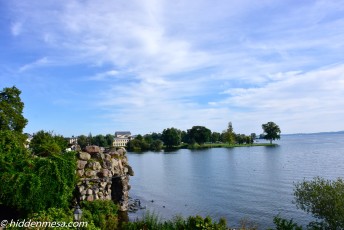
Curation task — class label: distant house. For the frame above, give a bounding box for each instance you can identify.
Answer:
[24,133,33,148]
[113,131,131,147]
[67,136,78,145]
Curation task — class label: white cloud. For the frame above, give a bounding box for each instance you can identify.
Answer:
[19,57,50,72]
[11,22,22,36]
[4,0,344,134]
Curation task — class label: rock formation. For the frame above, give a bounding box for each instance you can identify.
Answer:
[76,145,134,211]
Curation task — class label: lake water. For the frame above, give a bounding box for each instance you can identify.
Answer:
[127,133,344,229]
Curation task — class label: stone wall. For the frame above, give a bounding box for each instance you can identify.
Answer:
[76,145,134,211]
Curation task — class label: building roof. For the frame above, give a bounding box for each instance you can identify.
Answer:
[115,131,131,136]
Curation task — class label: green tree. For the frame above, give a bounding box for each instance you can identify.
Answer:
[226,122,236,145]
[126,139,142,152]
[77,135,88,150]
[211,132,221,143]
[30,130,67,156]
[150,139,163,151]
[262,121,281,144]
[162,127,181,148]
[105,134,114,147]
[93,134,107,147]
[187,126,211,145]
[0,86,28,143]
[294,177,344,229]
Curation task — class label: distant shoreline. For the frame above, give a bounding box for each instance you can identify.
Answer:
[282,130,344,136]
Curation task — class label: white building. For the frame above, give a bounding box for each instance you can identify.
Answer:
[113,131,131,147]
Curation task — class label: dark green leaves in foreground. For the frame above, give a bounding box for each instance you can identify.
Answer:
[294,177,344,229]
[0,150,76,214]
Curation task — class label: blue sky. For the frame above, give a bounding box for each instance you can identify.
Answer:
[1,0,344,136]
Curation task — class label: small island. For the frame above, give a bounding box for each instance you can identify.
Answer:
[125,122,281,152]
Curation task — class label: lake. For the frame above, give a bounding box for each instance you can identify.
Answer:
[127,133,344,229]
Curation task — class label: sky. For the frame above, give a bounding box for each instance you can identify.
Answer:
[1,0,344,137]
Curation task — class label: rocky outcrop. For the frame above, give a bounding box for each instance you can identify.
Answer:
[76,146,133,211]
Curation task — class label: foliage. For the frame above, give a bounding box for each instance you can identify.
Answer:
[0,86,28,143]
[0,130,28,157]
[161,127,181,148]
[92,134,107,148]
[150,139,163,151]
[235,133,253,145]
[211,132,221,143]
[294,177,344,229]
[78,135,88,150]
[0,86,28,133]
[81,200,119,230]
[187,126,211,145]
[28,207,74,230]
[226,122,236,145]
[28,207,98,230]
[126,138,149,152]
[270,215,303,230]
[0,150,76,214]
[262,121,281,144]
[30,130,68,156]
[122,212,228,230]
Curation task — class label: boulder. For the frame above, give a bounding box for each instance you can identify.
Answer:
[127,165,134,176]
[85,145,100,154]
[79,152,91,161]
[85,170,97,177]
[77,160,88,170]
[92,162,102,171]
[77,169,84,177]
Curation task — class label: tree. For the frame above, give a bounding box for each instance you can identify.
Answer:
[187,126,211,145]
[262,121,281,144]
[294,177,344,229]
[93,134,107,147]
[0,86,28,143]
[161,127,181,148]
[150,139,163,151]
[211,132,221,143]
[30,130,67,156]
[226,122,236,145]
[77,135,88,150]
[105,134,114,147]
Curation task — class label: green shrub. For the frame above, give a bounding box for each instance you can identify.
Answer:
[0,151,76,214]
[122,212,228,230]
[270,215,303,230]
[294,177,344,229]
[81,200,119,230]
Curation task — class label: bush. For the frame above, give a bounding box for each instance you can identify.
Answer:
[0,151,76,214]
[294,177,344,229]
[81,200,119,230]
[270,215,303,230]
[122,212,228,230]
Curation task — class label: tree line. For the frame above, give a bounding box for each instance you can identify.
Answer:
[126,121,281,151]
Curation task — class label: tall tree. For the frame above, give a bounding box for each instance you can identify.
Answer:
[262,121,281,144]
[161,127,181,148]
[226,122,236,145]
[187,126,211,145]
[0,86,28,142]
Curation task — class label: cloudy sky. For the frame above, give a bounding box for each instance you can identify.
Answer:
[1,0,343,136]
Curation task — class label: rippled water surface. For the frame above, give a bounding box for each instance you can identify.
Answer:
[127,133,344,228]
